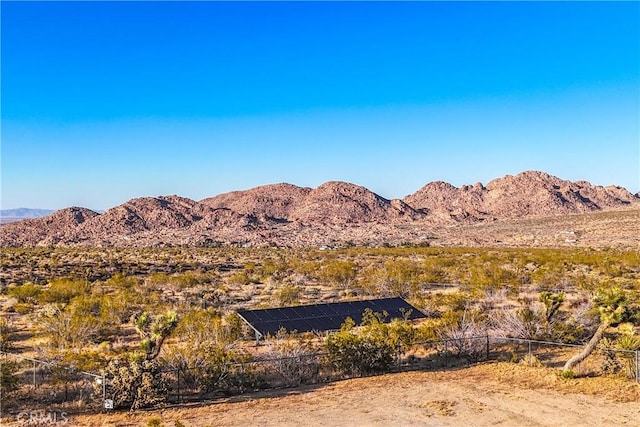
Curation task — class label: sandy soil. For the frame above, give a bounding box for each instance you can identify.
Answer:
[64,363,640,427]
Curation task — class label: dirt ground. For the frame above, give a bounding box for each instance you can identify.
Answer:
[62,363,640,427]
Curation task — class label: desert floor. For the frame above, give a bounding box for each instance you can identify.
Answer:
[61,363,640,427]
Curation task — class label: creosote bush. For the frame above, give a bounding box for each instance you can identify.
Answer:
[7,282,41,304]
[326,309,415,376]
[160,308,248,393]
[40,278,90,305]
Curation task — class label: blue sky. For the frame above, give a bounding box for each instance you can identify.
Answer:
[1,1,639,210]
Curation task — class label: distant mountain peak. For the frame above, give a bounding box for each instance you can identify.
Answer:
[0,208,54,218]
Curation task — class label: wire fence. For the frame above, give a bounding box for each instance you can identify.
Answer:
[0,350,107,423]
[1,336,638,418]
[490,337,640,380]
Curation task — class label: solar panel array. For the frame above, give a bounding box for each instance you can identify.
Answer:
[237,297,426,337]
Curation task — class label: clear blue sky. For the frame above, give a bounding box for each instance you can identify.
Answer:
[1,1,639,210]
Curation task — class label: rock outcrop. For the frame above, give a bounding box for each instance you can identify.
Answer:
[404,171,638,221]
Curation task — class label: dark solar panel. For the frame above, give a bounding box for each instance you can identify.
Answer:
[237,297,426,338]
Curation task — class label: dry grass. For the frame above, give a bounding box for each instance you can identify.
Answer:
[52,362,640,427]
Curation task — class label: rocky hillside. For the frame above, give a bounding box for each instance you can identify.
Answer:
[404,171,638,221]
[1,171,638,248]
[201,183,311,221]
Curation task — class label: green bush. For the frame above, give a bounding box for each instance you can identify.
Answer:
[326,322,394,376]
[319,260,357,288]
[40,278,90,305]
[273,284,300,307]
[161,309,247,393]
[325,310,412,376]
[146,417,165,427]
[561,369,575,379]
[8,283,41,304]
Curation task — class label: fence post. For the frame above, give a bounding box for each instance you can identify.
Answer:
[444,340,448,368]
[177,368,181,403]
[485,335,490,360]
[636,351,639,384]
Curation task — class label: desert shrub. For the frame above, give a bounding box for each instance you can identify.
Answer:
[425,291,471,314]
[98,292,135,324]
[378,259,421,298]
[546,319,585,344]
[0,360,20,396]
[40,277,90,305]
[146,417,165,427]
[319,260,357,288]
[102,274,163,314]
[38,349,107,403]
[272,284,300,307]
[420,258,448,283]
[49,349,108,375]
[0,317,16,352]
[40,306,102,350]
[259,257,289,280]
[520,353,543,367]
[161,309,247,392]
[228,272,251,286]
[105,273,138,290]
[265,330,320,387]
[326,320,394,376]
[599,324,640,378]
[560,369,575,379]
[438,309,488,360]
[491,292,583,343]
[168,309,240,346]
[415,318,441,342]
[492,305,543,340]
[7,282,41,304]
[39,294,124,349]
[464,263,519,296]
[173,271,210,289]
[145,273,174,290]
[162,340,249,394]
[326,310,413,376]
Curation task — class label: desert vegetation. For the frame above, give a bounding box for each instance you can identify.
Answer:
[0,246,639,419]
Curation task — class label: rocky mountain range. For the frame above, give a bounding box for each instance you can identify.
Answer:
[1,171,638,248]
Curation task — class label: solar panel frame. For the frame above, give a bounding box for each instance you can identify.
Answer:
[237,297,426,338]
